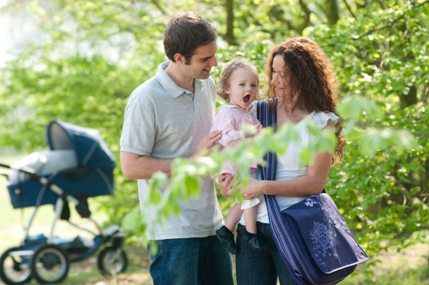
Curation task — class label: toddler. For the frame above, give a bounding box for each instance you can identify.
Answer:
[212,59,262,254]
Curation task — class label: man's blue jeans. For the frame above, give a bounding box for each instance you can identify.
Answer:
[149,235,234,285]
[236,222,296,285]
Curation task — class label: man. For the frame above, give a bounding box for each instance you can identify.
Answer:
[120,12,234,285]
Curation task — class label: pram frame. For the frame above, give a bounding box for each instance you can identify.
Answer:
[0,162,98,241]
[0,162,128,285]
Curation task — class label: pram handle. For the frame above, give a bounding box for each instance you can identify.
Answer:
[0,162,12,169]
[0,163,36,179]
[0,162,11,178]
[0,162,36,175]
[0,162,80,206]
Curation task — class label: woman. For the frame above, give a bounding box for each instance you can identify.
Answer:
[220,37,344,285]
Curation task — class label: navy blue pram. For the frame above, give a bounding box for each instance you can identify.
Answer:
[0,120,128,285]
[7,120,115,209]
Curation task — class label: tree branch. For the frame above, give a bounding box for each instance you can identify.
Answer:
[376,0,385,9]
[150,0,167,15]
[353,0,429,40]
[342,0,356,18]
[297,0,311,33]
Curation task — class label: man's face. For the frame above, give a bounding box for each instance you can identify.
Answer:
[182,41,218,79]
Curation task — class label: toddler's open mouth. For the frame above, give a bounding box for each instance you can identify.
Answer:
[243,94,251,103]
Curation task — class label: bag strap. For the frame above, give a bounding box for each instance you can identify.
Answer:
[256,100,279,209]
[256,100,277,182]
[255,100,285,222]
[256,100,304,281]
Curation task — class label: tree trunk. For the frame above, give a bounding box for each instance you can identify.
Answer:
[400,85,418,107]
[398,21,418,107]
[224,0,238,45]
[325,0,339,25]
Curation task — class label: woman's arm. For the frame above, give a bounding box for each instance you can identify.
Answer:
[242,152,332,199]
[242,120,337,199]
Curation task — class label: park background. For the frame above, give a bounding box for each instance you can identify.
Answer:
[0,0,428,284]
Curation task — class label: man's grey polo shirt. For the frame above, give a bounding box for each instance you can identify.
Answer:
[120,62,223,240]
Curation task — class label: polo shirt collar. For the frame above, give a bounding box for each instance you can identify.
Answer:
[157,61,203,98]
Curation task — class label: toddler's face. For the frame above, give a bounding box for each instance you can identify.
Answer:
[226,67,259,110]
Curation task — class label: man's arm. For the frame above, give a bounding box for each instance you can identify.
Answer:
[121,152,172,179]
[121,130,222,180]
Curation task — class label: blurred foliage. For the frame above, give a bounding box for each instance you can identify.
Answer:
[0,0,428,269]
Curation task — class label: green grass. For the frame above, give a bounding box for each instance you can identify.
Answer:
[343,263,429,285]
[343,241,429,285]
[47,245,429,285]
[25,245,153,285]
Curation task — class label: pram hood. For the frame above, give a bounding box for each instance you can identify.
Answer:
[47,120,115,169]
[6,120,116,209]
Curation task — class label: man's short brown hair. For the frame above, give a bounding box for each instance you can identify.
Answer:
[163,12,217,64]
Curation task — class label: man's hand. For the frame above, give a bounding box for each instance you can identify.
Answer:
[193,130,222,157]
[219,173,233,196]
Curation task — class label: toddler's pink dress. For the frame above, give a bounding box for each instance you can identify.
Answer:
[211,104,261,209]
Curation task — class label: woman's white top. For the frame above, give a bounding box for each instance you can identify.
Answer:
[240,109,339,224]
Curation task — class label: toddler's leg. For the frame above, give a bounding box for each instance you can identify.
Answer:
[225,204,243,231]
[243,206,257,234]
[242,205,262,250]
[216,204,242,254]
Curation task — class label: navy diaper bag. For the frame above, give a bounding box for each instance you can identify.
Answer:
[256,100,368,285]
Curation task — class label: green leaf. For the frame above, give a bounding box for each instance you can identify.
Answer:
[338,96,384,120]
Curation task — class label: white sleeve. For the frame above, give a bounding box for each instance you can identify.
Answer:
[311,112,339,128]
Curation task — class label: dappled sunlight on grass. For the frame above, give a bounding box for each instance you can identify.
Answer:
[64,252,152,285]
[343,241,429,285]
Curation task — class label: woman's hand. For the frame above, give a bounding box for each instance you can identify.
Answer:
[219,173,234,196]
[242,178,265,200]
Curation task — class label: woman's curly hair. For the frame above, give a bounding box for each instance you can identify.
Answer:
[266,37,344,161]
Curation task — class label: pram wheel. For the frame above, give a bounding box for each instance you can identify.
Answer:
[97,247,128,275]
[0,247,32,285]
[31,244,69,284]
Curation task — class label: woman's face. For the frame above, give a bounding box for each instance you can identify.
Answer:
[271,55,290,98]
